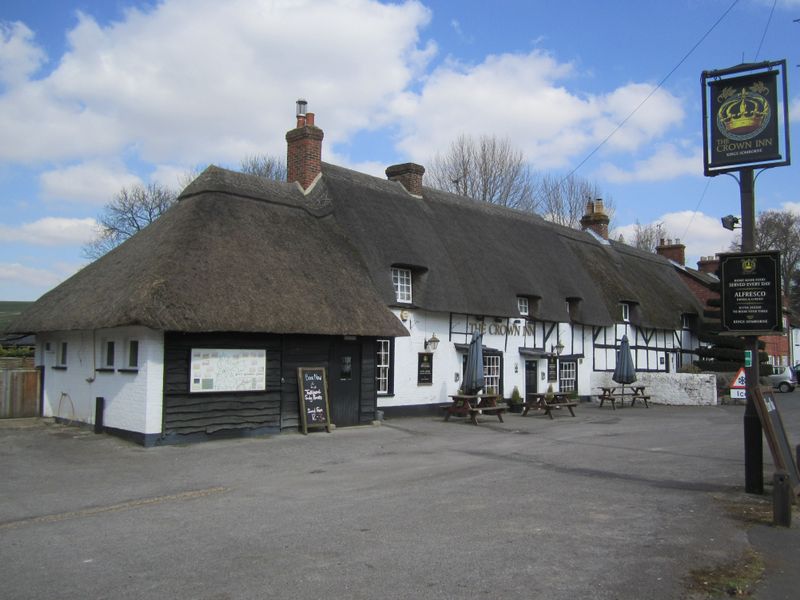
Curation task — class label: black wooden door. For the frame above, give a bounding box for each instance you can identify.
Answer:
[525,360,538,399]
[330,340,361,426]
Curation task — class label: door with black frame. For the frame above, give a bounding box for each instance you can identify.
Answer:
[330,339,361,426]
[525,360,538,402]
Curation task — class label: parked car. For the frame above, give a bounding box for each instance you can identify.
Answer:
[767,366,796,393]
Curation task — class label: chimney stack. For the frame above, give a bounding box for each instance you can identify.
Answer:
[656,238,686,266]
[286,99,324,189]
[385,163,425,196]
[697,255,720,275]
[579,199,610,240]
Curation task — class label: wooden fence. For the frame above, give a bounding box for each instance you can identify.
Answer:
[0,359,41,418]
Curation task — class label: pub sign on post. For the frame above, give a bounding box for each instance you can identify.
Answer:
[720,251,782,335]
[701,60,790,176]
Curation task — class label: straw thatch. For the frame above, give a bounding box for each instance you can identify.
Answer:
[10,161,701,336]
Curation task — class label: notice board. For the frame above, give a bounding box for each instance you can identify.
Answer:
[297,367,331,434]
[753,387,800,497]
[189,349,266,393]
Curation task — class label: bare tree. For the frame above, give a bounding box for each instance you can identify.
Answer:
[82,183,177,260]
[537,173,613,229]
[730,209,800,291]
[427,134,538,211]
[624,220,670,253]
[240,154,287,180]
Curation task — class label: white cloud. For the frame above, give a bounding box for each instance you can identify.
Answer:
[782,202,800,216]
[393,51,684,169]
[598,143,702,183]
[0,21,46,86]
[40,160,142,204]
[613,211,737,266]
[0,217,98,246]
[0,0,434,166]
[0,262,68,290]
[790,96,800,124]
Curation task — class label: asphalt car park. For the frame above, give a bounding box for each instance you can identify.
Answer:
[1,395,799,599]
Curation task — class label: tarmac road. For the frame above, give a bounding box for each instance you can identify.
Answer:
[1,393,799,600]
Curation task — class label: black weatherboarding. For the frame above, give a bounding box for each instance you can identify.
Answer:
[297,367,331,434]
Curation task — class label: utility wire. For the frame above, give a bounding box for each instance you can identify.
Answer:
[563,0,740,181]
[753,0,777,62]
[680,178,712,242]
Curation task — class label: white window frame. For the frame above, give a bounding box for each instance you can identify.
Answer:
[483,355,501,395]
[57,341,68,367]
[392,268,413,303]
[376,339,391,394]
[620,303,630,322]
[102,340,115,368]
[517,297,529,316]
[126,339,140,369]
[559,360,577,393]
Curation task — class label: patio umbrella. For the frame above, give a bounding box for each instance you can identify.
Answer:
[462,332,485,395]
[612,335,637,391]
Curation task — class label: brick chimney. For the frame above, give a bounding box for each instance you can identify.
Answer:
[286,99,324,189]
[697,255,720,275]
[579,199,610,240]
[656,238,686,266]
[385,163,425,196]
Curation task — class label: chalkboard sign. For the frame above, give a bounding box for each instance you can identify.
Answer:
[547,357,558,382]
[753,387,800,496]
[297,367,331,434]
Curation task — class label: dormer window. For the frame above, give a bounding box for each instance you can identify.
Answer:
[392,267,412,303]
[620,303,630,323]
[517,297,529,316]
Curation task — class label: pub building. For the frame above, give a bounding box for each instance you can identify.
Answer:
[9,103,702,444]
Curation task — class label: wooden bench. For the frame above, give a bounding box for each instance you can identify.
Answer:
[522,394,577,419]
[443,395,507,425]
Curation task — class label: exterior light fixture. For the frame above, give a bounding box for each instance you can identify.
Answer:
[425,333,440,352]
[296,98,308,117]
[721,215,740,231]
[551,341,565,357]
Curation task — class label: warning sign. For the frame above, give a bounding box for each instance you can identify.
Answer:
[730,368,746,389]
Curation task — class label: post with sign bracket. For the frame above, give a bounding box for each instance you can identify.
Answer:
[702,60,791,497]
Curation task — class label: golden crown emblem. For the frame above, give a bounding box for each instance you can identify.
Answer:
[741,258,757,273]
[716,82,770,141]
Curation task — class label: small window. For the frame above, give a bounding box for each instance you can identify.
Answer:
[127,340,139,369]
[483,355,501,395]
[340,355,352,380]
[391,268,413,303]
[620,303,630,323]
[517,297,529,316]
[57,342,68,367]
[681,315,691,329]
[376,339,393,394]
[103,341,115,368]
[559,360,577,393]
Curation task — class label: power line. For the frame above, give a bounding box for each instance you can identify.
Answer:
[563,0,740,181]
[753,0,777,62]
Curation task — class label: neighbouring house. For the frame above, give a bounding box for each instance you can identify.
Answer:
[9,104,704,444]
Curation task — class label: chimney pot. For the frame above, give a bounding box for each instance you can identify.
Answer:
[579,197,610,240]
[286,101,324,189]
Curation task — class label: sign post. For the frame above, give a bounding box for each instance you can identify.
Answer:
[702,60,791,496]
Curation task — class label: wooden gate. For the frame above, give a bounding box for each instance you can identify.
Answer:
[0,368,41,418]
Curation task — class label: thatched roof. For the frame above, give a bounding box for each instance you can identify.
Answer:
[319,163,701,329]
[11,161,701,335]
[10,167,408,337]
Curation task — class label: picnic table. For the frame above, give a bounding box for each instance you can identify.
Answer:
[443,394,506,425]
[522,392,577,419]
[596,386,650,410]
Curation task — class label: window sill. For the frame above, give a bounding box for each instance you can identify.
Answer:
[51,366,67,370]
[96,367,115,373]
[118,368,139,374]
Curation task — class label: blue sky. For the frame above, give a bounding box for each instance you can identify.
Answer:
[1,0,798,300]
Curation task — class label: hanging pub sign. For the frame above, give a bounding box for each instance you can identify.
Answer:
[719,251,782,335]
[701,60,790,176]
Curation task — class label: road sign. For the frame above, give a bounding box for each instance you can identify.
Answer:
[731,389,747,400]
[744,350,752,367]
[731,367,747,389]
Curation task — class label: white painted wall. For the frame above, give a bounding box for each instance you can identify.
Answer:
[590,371,717,405]
[36,327,164,434]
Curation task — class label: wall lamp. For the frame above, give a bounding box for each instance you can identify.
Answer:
[721,215,740,231]
[425,333,440,352]
[550,341,565,357]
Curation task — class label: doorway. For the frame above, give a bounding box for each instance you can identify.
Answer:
[525,360,538,401]
[329,340,361,426]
